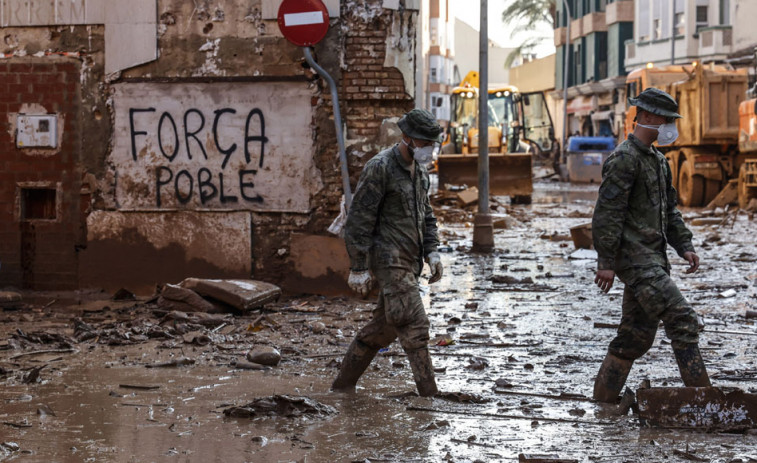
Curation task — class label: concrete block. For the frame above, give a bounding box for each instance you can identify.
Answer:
[180,278,281,312]
[456,187,478,206]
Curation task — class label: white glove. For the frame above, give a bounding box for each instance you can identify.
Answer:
[348,270,373,297]
[426,252,443,284]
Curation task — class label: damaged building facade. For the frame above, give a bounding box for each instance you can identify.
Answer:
[0,0,419,294]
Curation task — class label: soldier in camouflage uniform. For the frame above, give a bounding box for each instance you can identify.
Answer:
[592,88,711,402]
[331,109,444,397]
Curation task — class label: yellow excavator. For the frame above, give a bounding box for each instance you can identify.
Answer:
[437,71,556,203]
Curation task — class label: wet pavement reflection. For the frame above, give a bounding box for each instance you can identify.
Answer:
[2,180,757,462]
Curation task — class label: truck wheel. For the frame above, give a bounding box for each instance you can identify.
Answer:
[678,159,704,207]
[704,178,722,206]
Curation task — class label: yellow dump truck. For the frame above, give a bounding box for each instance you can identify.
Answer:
[437,71,556,204]
[624,63,753,207]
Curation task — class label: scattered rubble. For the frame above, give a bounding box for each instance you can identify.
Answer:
[223,395,337,419]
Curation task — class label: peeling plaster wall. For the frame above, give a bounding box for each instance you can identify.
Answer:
[0,0,420,293]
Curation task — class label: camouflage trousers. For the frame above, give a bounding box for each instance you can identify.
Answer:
[354,267,430,352]
[609,265,700,360]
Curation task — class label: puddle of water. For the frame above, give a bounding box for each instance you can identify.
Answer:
[3,182,757,462]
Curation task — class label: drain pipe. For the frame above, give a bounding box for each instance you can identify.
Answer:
[303,47,352,210]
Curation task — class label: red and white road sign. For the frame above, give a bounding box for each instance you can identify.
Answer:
[277,0,329,47]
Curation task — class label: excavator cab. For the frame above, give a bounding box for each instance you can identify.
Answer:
[519,91,556,158]
[437,73,555,202]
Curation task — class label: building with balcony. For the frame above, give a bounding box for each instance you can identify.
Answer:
[625,0,741,71]
[554,0,634,141]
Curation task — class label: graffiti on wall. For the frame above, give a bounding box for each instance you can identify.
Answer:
[111,82,320,212]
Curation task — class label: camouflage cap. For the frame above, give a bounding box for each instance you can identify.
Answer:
[397,109,443,141]
[629,87,682,119]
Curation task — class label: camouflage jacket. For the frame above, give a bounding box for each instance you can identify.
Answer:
[592,134,695,271]
[344,145,439,276]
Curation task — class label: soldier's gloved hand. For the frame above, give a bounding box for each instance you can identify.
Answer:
[426,252,443,284]
[348,270,373,297]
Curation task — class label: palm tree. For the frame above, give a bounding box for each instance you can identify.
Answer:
[502,0,557,68]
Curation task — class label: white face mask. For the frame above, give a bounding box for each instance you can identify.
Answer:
[638,122,679,146]
[403,139,439,165]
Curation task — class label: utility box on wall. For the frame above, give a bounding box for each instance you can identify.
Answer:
[16,115,58,148]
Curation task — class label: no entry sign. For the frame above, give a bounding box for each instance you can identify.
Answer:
[277,0,329,47]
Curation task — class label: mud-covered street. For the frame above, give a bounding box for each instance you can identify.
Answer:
[2,181,757,463]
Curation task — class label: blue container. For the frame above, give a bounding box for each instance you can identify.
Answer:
[566,136,616,183]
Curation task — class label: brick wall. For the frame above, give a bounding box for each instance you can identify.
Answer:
[0,60,82,290]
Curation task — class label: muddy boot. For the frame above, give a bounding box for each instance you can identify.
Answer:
[331,340,379,392]
[406,348,438,397]
[673,343,711,387]
[593,352,633,403]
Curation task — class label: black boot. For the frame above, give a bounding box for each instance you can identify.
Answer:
[673,343,711,387]
[331,340,379,392]
[406,348,438,397]
[593,352,633,403]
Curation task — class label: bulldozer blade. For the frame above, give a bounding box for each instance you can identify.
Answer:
[437,153,533,197]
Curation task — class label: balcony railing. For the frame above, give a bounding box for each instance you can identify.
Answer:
[554,27,567,47]
[583,12,607,34]
[606,0,633,26]
[698,26,732,57]
[570,18,583,41]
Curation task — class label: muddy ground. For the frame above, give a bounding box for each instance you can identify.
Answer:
[1,180,757,463]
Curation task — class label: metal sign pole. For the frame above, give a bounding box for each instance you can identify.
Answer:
[303,47,352,210]
[472,0,494,252]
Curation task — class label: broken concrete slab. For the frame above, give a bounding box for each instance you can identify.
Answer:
[159,284,215,313]
[179,278,280,312]
[637,387,757,431]
[456,187,479,207]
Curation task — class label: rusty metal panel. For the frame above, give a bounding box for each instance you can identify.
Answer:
[637,387,757,431]
[110,82,321,213]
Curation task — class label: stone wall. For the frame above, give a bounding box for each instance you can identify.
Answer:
[0,0,418,293]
